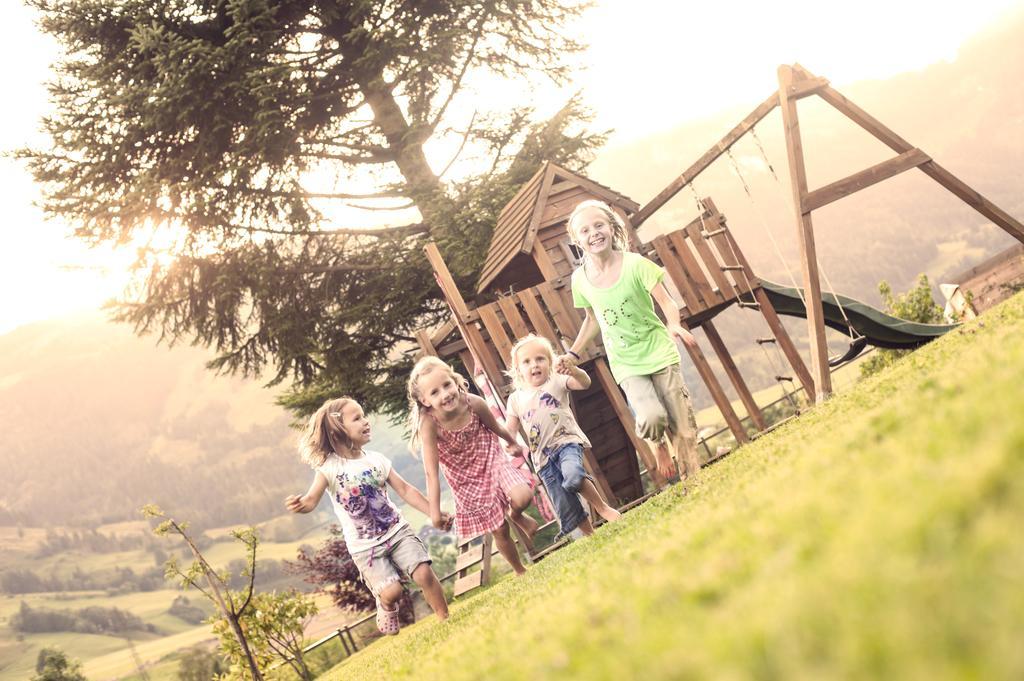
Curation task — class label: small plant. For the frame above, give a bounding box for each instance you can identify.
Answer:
[860,274,945,378]
[143,505,264,680]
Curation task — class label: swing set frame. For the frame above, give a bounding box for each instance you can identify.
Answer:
[631,63,1024,402]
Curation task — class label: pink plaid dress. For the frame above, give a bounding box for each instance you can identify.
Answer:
[434,400,532,540]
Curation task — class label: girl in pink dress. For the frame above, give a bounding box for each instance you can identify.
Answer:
[407,357,538,575]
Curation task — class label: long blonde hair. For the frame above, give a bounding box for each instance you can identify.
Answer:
[506,334,556,391]
[566,199,629,253]
[297,396,359,468]
[406,356,469,454]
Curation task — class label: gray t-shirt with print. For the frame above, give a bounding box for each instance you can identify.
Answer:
[506,373,591,470]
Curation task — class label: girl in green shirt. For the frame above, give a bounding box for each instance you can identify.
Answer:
[557,200,701,484]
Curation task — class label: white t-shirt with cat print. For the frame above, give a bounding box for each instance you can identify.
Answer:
[317,450,407,554]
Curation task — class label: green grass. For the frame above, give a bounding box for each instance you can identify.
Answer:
[324,293,1024,681]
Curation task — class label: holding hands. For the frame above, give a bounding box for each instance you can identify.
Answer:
[554,353,577,375]
[431,511,455,531]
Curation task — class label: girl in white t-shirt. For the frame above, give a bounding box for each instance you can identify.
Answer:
[505,335,620,537]
[285,396,449,635]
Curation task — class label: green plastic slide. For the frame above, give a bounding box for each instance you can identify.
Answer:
[759,279,959,350]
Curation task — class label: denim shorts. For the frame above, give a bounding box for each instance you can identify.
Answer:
[349,524,431,597]
[538,442,593,534]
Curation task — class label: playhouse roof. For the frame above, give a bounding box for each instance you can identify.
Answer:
[475,161,640,293]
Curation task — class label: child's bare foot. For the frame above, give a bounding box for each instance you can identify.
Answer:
[596,505,621,523]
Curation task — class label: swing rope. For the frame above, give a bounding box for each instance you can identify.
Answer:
[688,182,758,306]
[729,134,863,343]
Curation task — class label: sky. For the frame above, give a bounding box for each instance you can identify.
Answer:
[1,0,1021,335]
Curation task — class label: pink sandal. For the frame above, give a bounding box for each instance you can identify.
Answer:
[375,599,400,636]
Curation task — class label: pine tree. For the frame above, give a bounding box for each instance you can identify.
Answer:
[22,0,605,419]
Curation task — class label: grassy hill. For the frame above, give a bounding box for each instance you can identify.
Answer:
[324,291,1024,680]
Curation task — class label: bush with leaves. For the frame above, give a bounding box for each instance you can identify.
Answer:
[212,590,318,681]
[860,274,946,377]
[31,648,86,681]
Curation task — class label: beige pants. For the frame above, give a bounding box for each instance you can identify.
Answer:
[619,364,698,443]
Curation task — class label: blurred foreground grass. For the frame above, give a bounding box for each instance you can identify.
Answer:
[325,293,1024,681]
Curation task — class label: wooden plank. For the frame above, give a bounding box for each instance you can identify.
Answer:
[777,65,832,402]
[790,63,1024,244]
[684,221,735,301]
[583,446,617,507]
[632,92,780,228]
[517,288,560,346]
[531,238,561,281]
[454,544,484,571]
[592,358,667,488]
[496,296,530,340]
[803,148,930,213]
[752,287,816,401]
[453,571,483,597]
[478,304,514,369]
[522,165,557,254]
[701,321,766,431]
[415,329,437,358]
[652,235,701,312]
[669,229,720,308]
[537,281,579,341]
[423,245,506,393]
[679,337,749,443]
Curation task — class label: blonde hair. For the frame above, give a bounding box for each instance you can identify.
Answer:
[506,334,556,391]
[406,356,469,454]
[297,396,359,468]
[566,199,629,253]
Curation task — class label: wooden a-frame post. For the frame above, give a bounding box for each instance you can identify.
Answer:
[635,63,1024,405]
[778,64,832,401]
[775,63,1024,402]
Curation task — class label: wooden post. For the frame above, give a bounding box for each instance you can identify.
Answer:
[424,242,506,392]
[701,321,766,431]
[791,64,1024,245]
[777,65,832,402]
[679,336,749,443]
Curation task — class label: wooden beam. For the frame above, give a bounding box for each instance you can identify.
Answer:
[679,337,749,443]
[522,163,556,254]
[701,321,766,431]
[531,238,561,281]
[778,65,832,402]
[592,358,668,489]
[425,242,505,390]
[752,287,815,400]
[415,329,437,358]
[803,148,930,213]
[786,76,829,100]
[632,92,780,228]
[792,63,1024,244]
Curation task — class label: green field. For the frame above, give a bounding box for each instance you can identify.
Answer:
[323,293,1024,680]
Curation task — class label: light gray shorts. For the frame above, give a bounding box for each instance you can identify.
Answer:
[619,363,698,443]
[349,524,431,597]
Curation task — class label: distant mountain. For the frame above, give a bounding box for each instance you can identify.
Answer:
[588,7,1024,399]
[0,314,422,528]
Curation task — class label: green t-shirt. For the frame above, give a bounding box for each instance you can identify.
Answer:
[571,251,680,383]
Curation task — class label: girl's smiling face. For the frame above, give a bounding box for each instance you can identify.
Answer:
[516,339,552,388]
[417,367,464,415]
[337,401,372,448]
[570,206,615,256]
